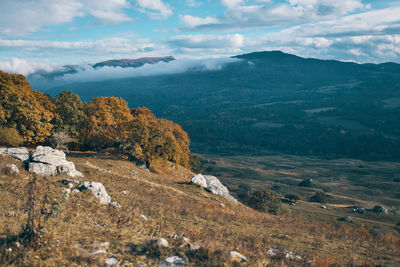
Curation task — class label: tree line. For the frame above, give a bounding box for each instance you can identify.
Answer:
[0,70,191,168]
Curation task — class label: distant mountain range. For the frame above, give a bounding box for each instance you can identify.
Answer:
[41,51,400,160]
[92,56,175,69]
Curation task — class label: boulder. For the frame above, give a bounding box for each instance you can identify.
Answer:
[147,238,169,249]
[30,146,83,177]
[191,174,237,202]
[157,256,187,267]
[0,147,30,162]
[105,257,118,267]
[266,248,302,260]
[228,251,248,262]
[29,162,57,176]
[77,181,111,205]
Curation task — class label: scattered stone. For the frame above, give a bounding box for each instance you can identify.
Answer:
[228,251,248,262]
[62,188,71,195]
[290,202,295,206]
[77,181,112,205]
[110,202,121,208]
[157,256,187,267]
[191,174,237,202]
[338,216,353,222]
[72,189,80,194]
[219,203,225,207]
[321,205,327,209]
[105,257,118,267]
[187,243,201,251]
[121,190,127,195]
[140,215,148,221]
[147,238,169,248]
[67,183,74,189]
[170,234,190,244]
[90,249,107,255]
[0,147,30,162]
[266,248,302,260]
[130,170,138,177]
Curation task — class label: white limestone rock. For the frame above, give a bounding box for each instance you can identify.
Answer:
[157,256,187,267]
[0,147,30,162]
[147,238,169,249]
[228,251,248,262]
[77,181,111,205]
[191,174,237,202]
[29,162,57,176]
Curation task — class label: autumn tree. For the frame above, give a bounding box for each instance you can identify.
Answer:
[0,71,54,144]
[126,107,190,168]
[81,96,133,150]
[53,91,86,143]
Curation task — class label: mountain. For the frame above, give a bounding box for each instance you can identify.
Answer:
[43,51,400,160]
[92,56,175,69]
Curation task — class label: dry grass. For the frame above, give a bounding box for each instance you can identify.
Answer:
[0,151,399,266]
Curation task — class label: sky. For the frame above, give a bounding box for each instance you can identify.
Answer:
[0,0,400,75]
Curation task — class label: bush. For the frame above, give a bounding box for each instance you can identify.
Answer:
[247,188,282,215]
[189,153,203,173]
[237,183,252,202]
[310,192,327,203]
[285,193,301,203]
[0,127,23,146]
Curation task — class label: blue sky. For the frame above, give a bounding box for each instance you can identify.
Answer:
[0,0,400,75]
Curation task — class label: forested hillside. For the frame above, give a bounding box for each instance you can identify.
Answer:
[43,51,400,160]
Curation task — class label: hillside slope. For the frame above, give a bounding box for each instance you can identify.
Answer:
[1,151,399,266]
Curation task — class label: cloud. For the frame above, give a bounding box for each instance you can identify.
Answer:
[181,15,220,28]
[86,0,133,24]
[186,0,202,8]
[168,34,244,49]
[135,0,173,19]
[0,58,59,76]
[0,0,83,37]
[24,57,241,89]
[181,0,367,31]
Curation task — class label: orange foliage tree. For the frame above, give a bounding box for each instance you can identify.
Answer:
[81,96,133,149]
[127,107,190,168]
[0,71,54,144]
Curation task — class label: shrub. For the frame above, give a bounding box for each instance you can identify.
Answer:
[285,193,301,203]
[237,183,252,202]
[189,153,203,173]
[247,188,282,215]
[50,131,72,151]
[0,127,23,146]
[310,192,327,203]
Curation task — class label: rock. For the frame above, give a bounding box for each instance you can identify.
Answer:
[338,216,353,222]
[90,249,107,255]
[72,189,80,194]
[140,215,148,220]
[191,174,237,202]
[30,146,83,177]
[219,203,225,207]
[157,256,187,267]
[170,234,190,244]
[105,257,118,267]
[266,248,302,260]
[321,205,327,209]
[147,238,169,248]
[228,251,248,262]
[94,241,110,248]
[29,162,57,176]
[77,181,111,205]
[110,202,121,208]
[5,164,19,175]
[121,190,127,195]
[299,178,313,187]
[0,147,30,162]
[62,188,71,195]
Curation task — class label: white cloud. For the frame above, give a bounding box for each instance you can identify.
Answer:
[181,15,219,28]
[86,0,133,24]
[0,58,59,76]
[135,0,173,19]
[186,0,202,8]
[168,34,244,50]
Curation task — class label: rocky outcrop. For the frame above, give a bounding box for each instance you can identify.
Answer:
[191,174,237,202]
[157,256,187,267]
[0,146,83,178]
[228,251,248,263]
[266,248,302,260]
[0,147,30,162]
[30,146,83,177]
